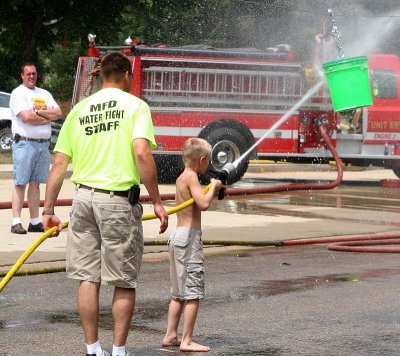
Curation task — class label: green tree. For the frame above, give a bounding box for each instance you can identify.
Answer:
[0,0,131,96]
[118,0,318,57]
[120,0,270,47]
[40,40,82,106]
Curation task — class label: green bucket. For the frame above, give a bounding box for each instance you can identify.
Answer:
[323,56,373,112]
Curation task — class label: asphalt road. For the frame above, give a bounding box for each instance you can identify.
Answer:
[1,246,399,355]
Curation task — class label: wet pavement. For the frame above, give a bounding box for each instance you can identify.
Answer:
[1,246,400,355]
[1,164,400,355]
[2,169,400,273]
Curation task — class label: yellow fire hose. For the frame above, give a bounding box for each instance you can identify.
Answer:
[0,185,210,292]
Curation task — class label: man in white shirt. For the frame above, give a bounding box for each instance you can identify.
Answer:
[9,63,62,234]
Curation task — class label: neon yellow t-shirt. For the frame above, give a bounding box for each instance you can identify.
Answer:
[55,88,156,190]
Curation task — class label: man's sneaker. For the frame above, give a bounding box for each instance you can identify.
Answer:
[103,351,133,356]
[11,223,27,234]
[27,222,44,232]
[86,351,110,356]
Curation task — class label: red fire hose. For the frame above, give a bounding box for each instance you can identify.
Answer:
[281,232,400,253]
[224,124,343,196]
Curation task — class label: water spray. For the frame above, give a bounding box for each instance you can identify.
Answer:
[212,79,325,199]
[216,15,343,183]
[328,8,345,60]
[216,80,326,182]
[323,8,373,112]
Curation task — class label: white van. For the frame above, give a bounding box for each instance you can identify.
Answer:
[0,91,12,152]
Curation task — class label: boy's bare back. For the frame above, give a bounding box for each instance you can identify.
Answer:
[175,169,203,230]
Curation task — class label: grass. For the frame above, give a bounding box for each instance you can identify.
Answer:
[0,152,12,164]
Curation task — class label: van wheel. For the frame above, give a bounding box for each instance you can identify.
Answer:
[203,127,250,184]
[0,127,12,152]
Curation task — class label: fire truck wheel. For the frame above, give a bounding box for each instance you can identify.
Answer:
[0,127,12,152]
[203,127,250,184]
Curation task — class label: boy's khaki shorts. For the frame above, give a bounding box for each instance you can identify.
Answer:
[66,187,143,288]
[168,227,205,300]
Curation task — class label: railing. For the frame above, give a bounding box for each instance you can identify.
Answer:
[142,65,331,111]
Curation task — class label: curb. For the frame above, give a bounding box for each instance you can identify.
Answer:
[0,245,263,279]
[242,177,385,187]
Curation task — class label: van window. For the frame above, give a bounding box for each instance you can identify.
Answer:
[371,70,397,98]
[0,93,10,108]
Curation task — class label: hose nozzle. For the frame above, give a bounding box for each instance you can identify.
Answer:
[210,163,236,200]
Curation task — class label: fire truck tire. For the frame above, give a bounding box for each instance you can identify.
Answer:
[0,127,12,152]
[203,127,250,184]
[154,154,184,184]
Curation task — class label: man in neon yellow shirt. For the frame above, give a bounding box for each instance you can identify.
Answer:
[42,52,168,356]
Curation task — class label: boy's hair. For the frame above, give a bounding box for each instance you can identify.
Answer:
[101,51,132,81]
[182,137,212,165]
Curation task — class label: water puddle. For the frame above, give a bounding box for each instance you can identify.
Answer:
[229,181,400,213]
[210,185,400,229]
[226,267,400,301]
[0,313,46,329]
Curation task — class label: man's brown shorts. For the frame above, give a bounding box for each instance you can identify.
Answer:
[66,187,143,288]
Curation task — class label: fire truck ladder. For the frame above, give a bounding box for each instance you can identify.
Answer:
[142,65,331,112]
[72,57,102,106]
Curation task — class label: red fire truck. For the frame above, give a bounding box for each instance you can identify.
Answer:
[71,36,400,183]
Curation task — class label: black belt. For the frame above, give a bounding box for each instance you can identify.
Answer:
[78,184,130,197]
[14,134,50,143]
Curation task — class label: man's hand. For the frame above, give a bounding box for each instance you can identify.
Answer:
[43,215,64,237]
[154,202,168,234]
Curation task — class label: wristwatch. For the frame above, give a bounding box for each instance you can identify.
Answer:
[34,108,49,120]
[42,209,55,216]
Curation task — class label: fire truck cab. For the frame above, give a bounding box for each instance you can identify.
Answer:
[72,36,400,183]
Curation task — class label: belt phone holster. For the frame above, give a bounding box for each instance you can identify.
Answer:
[14,133,21,143]
[128,185,140,205]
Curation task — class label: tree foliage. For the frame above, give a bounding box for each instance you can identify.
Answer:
[1,0,399,105]
[0,0,131,96]
[120,0,287,48]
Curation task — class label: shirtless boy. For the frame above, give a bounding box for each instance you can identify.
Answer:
[162,137,222,352]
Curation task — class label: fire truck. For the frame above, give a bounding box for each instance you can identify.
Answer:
[71,35,400,183]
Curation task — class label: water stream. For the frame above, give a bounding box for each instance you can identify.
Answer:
[328,8,345,60]
[232,79,325,169]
